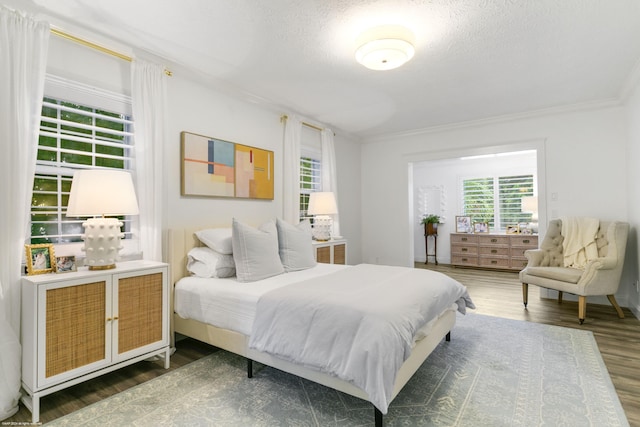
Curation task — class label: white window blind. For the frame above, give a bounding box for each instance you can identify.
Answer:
[299,125,322,222]
[462,174,534,231]
[30,96,134,244]
[299,157,321,221]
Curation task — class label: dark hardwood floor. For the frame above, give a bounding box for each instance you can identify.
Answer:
[6,264,640,425]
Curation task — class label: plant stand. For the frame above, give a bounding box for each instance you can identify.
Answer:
[424,223,438,265]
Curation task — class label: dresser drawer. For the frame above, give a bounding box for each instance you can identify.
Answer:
[478,256,510,269]
[510,257,529,270]
[478,235,509,246]
[510,235,538,247]
[509,246,533,258]
[452,255,479,266]
[450,234,478,244]
[451,244,478,256]
[479,245,509,256]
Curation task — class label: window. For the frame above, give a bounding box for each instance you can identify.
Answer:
[299,156,321,222]
[299,125,322,222]
[462,174,534,231]
[30,97,134,244]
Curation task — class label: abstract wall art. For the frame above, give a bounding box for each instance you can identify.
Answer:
[181,132,274,199]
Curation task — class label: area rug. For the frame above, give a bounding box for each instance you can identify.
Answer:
[45,313,628,426]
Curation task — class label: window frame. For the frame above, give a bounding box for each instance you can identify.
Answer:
[30,76,134,245]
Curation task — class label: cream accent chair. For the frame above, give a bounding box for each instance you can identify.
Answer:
[519,219,629,324]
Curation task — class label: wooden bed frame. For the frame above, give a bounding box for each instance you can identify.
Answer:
[167,228,456,426]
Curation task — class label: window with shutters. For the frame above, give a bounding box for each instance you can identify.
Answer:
[299,126,322,222]
[462,174,534,231]
[30,95,134,244]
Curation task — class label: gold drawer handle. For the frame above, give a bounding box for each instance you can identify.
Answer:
[462,258,468,262]
[461,237,468,241]
[523,239,530,244]
[491,260,497,264]
[491,249,497,254]
[462,248,468,252]
[491,238,497,243]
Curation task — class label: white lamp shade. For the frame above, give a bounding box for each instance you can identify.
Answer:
[521,196,538,214]
[67,169,139,217]
[308,192,338,215]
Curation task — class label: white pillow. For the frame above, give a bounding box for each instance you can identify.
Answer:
[276,218,316,272]
[232,219,284,282]
[186,246,236,278]
[195,228,233,254]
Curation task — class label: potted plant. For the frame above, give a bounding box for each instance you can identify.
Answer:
[421,214,441,235]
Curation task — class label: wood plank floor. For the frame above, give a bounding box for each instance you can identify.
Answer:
[7,264,640,425]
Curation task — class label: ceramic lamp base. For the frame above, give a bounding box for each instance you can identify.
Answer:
[312,215,333,241]
[81,217,124,270]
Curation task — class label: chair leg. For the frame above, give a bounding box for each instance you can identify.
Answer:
[522,283,528,308]
[578,296,587,324]
[557,291,563,303]
[607,295,625,319]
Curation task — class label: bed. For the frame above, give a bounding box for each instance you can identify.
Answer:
[167,224,474,426]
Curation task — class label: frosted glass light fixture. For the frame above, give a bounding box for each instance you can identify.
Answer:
[355,25,415,71]
[308,192,338,241]
[67,169,139,270]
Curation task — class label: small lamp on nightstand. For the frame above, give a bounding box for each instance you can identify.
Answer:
[521,196,538,234]
[308,192,338,241]
[66,169,139,270]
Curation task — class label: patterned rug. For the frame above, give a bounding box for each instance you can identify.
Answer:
[45,313,628,426]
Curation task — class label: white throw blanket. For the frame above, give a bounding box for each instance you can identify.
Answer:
[561,217,600,268]
[248,264,475,414]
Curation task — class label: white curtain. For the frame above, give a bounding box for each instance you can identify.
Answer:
[283,114,302,223]
[321,128,340,237]
[131,59,167,262]
[0,6,49,420]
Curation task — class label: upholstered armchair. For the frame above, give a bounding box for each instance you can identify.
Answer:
[519,219,629,324]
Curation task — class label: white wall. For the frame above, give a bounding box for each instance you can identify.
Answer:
[44,35,363,264]
[625,79,640,318]
[362,106,633,306]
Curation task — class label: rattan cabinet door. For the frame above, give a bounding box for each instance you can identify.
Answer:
[38,277,111,388]
[112,267,168,361]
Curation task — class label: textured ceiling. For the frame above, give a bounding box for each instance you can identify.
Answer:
[11,0,640,139]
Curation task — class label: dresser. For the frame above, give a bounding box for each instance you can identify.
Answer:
[21,260,171,423]
[313,239,347,264]
[450,233,538,271]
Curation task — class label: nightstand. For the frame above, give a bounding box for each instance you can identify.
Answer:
[312,238,347,264]
[21,260,170,423]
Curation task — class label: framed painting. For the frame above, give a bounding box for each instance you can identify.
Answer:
[25,244,56,275]
[56,256,77,273]
[474,222,489,233]
[455,216,472,233]
[506,224,520,234]
[181,131,274,199]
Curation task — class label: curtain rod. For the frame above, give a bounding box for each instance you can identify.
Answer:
[280,114,323,132]
[51,28,173,76]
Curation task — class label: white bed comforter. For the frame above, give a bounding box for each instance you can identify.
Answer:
[249,264,475,414]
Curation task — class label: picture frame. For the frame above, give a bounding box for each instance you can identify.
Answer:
[25,244,56,275]
[455,216,472,233]
[474,222,489,233]
[181,131,274,199]
[56,255,77,273]
[506,224,520,234]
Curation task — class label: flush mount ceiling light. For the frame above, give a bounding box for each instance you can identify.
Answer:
[355,25,415,71]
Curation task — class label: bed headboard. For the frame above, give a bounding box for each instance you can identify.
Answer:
[166,227,206,287]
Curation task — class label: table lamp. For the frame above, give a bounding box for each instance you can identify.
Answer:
[521,196,538,234]
[66,169,139,270]
[308,192,338,241]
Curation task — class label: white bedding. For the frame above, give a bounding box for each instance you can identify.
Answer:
[174,263,348,335]
[248,264,474,414]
